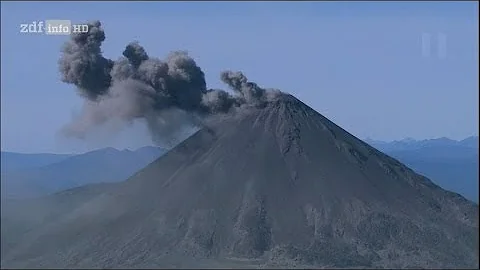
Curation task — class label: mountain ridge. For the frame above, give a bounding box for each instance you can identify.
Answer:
[1,146,166,199]
[365,136,479,152]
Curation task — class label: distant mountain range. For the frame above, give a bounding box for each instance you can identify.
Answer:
[1,146,166,199]
[365,136,478,202]
[364,136,478,152]
[1,152,73,172]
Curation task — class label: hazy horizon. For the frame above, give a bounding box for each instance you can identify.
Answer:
[1,1,478,153]
[0,135,477,155]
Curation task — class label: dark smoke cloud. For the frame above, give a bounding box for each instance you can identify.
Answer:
[123,41,148,68]
[59,21,114,100]
[220,71,281,105]
[59,20,281,145]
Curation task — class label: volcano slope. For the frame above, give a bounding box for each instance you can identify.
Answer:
[1,94,478,268]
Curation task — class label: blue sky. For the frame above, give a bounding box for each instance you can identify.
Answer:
[1,1,478,153]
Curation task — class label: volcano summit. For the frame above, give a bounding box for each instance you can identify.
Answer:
[1,94,478,268]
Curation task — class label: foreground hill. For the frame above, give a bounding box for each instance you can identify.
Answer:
[1,95,478,268]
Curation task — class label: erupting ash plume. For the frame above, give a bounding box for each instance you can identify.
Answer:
[59,20,281,145]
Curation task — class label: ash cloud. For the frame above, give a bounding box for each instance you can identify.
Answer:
[220,71,282,105]
[59,21,114,100]
[59,20,281,145]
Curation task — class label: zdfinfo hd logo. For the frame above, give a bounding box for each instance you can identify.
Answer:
[20,20,89,35]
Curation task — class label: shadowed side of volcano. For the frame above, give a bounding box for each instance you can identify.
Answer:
[1,94,478,269]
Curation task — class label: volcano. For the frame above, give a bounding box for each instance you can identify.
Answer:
[1,94,478,268]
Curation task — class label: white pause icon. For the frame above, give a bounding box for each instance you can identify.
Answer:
[422,33,447,59]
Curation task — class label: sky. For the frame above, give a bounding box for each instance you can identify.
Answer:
[1,1,478,153]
